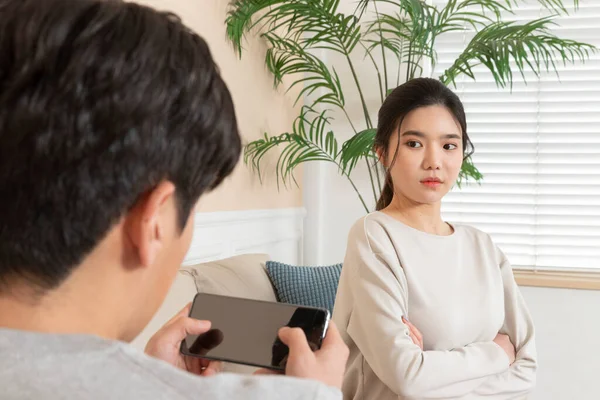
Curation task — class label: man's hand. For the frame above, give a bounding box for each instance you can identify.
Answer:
[145,304,222,376]
[255,321,349,390]
[403,316,423,350]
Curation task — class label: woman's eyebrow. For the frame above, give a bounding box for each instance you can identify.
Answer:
[400,130,461,140]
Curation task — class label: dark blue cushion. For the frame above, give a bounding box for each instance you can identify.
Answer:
[266,261,342,314]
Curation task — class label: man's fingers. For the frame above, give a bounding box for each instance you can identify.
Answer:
[278,327,312,359]
[201,361,223,377]
[164,303,192,327]
[160,316,211,346]
[181,317,211,336]
[316,321,349,365]
[254,368,283,376]
[199,358,211,369]
[319,321,345,352]
[184,354,203,374]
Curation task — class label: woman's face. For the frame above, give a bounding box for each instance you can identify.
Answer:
[381,105,464,206]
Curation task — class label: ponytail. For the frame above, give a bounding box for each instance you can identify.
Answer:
[376,174,394,211]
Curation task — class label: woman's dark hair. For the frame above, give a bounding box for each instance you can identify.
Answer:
[0,0,241,291]
[374,78,474,210]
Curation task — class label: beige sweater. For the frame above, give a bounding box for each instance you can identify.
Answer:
[333,212,537,400]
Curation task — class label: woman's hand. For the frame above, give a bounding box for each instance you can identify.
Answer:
[493,333,516,365]
[402,316,423,350]
[401,317,516,365]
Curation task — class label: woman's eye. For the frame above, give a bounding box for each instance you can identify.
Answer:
[444,143,458,150]
[407,141,422,148]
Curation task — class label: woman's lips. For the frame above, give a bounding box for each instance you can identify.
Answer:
[421,178,442,188]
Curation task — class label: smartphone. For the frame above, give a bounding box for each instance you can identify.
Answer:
[180,293,331,371]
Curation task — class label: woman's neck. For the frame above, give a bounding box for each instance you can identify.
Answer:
[383,195,453,236]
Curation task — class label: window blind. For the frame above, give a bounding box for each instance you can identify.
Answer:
[432,0,600,270]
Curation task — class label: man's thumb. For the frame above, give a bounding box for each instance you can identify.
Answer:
[278,327,311,356]
[162,317,211,344]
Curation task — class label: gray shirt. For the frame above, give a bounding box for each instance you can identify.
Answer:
[0,328,341,400]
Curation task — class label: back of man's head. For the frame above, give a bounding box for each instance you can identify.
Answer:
[0,0,240,293]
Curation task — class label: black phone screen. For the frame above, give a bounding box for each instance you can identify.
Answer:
[180,293,330,370]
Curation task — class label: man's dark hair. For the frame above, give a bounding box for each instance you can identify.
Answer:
[0,0,241,292]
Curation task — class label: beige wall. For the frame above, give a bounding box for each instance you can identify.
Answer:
[138,0,302,212]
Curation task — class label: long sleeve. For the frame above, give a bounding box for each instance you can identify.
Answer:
[343,223,510,399]
[473,255,538,398]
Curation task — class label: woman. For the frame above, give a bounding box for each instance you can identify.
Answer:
[333,78,537,400]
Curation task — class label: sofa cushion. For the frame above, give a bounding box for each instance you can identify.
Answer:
[265,261,342,314]
[186,253,276,302]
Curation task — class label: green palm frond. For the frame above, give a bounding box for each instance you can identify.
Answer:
[244,107,340,188]
[537,0,579,14]
[244,106,371,210]
[340,129,378,175]
[226,0,367,122]
[457,157,484,188]
[363,0,436,80]
[263,35,345,108]
[440,17,596,88]
[226,0,288,57]
[356,0,578,23]
[433,0,514,33]
[294,0,362,55]
[227,0,362,56]
[229,0,594,213]
[364,12,431,62]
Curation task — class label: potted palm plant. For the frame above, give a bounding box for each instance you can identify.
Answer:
[226,0,595,213]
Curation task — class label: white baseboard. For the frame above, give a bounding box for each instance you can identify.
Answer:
[183,207,306,266]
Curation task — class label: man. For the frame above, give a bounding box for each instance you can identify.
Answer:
[0,0,348,398]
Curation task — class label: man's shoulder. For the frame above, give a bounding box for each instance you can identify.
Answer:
[0,329,339,400]
[0,329,191,399]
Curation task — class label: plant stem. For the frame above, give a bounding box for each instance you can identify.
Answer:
[345,54,373,129]
[410,54,421,80]
[406,40,413,82]
[397,38,403,86]
[345,172,370,213]
[359,41,384,103]
[343,108,358,134]
[373,0,389,93]
[300,136,370,212]
[345,53,378,202]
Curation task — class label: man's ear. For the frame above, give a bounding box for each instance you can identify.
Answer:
[126,181,177,268]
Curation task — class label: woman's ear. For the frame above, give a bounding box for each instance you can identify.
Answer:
[375,147,387,169]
